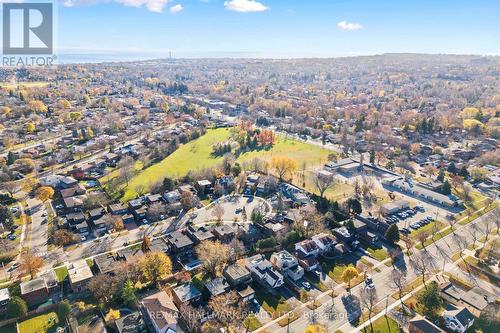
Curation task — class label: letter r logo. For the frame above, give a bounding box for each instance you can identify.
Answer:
[3,3,53,54]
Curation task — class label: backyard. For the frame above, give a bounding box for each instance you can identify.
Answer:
[18,311,59,333]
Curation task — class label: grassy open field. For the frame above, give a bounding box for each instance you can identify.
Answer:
[18,312,59,333]
[121,128,331,201]
[360,315,400,333]
[0,81,50,90]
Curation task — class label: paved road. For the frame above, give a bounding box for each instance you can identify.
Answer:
[255,206,500,333]
[26,197,48,256]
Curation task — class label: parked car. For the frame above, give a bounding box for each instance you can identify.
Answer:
[80,235,86,242]
[365,275,375,290]
[302,282,312,290]
[55,204,64,209]
[7,234,16,241]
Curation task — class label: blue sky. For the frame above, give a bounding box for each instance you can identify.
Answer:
[57,0,500,57]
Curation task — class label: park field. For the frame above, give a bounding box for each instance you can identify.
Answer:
[0,81,50,90]
[121,128,331,201]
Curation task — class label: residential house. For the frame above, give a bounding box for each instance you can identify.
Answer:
[294,239,320,271]
[93,253,118,275]
[68,260,94,293]
[203,277,230,298]
[196,180,212,194]
[109,203,129,215]
[186,225,215,243]
[163,190,181,204]
[165,230,194,254]
[245,254,284,289]
[60,184,87,199]
[115,311,146,333]
[223,263,252,288]
[311,233,337,254]
[443,306,475,333]
[212,224,235,243]
[140,290,179,333]
[279,183,309,205]
[0,288,9,311]
[270,250,304,281]
[20,270,58,308]
[409,315,445,333]
[171,283,202,309]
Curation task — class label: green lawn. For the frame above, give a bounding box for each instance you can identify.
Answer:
[121,128,331,201]
[243,314,263,331]
[253,286,292,319]
[360,315,401,333]
[0,81,50,89]
[54,266,69,282]
[18,312,59,333]
[321,259,364,287]
[365,246,389,262]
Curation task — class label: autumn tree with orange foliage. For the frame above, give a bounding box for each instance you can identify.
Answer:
[271,156,297,181]
[20,253,44,278]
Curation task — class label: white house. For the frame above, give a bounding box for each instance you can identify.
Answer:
[294,239,320,257]
[270,250,304,281]
[443,307,474,333]
[311,233,336,254]
[246,254,284,289]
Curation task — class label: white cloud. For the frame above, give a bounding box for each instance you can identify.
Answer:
[337,21,363,31]
[169,3,183,13]
[224,0,268,13]
[60,0,172,13]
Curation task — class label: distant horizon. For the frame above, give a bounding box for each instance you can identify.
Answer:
[55,51,500,64]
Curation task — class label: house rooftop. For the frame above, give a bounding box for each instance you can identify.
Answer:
[224,263,251,281]
[20,278,46,295]
[204,277,230,296]
[68,260,93,284]
[141,290,178,329]
[115,311,144,333]
[409,315,445,333]
[172,283,201,302]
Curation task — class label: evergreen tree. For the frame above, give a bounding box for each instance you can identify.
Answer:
[7,151,15,165]
[57,300,72,322]
[385,224,400,244]
[6,296,27,318]
[437,168,445,182]
[459,166,469,178]
[441,180,452,195]
[369,148,375,164]
[121,279,137,307]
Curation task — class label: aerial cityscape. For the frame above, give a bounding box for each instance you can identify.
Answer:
[0,1,499,333]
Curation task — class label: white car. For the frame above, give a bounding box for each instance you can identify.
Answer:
[80,235,86,242]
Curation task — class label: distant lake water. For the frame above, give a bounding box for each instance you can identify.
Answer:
[56,52,167,64]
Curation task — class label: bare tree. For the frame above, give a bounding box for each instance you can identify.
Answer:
[360,287,378,333]
[390,269,407,315]
[417,231,429,251]
[312,171,335,198]
[470,223,480,249]
[147,202,166,221]
[212,204,225,223]
[412,253,430,287]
